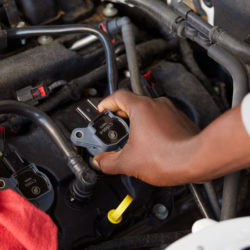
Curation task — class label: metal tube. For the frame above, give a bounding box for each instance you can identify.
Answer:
[189,183,213,219]
[208,44,249,220]
[7,24,118,94]
[70,34,98,51]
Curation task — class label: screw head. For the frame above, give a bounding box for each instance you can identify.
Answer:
[108,130,118,140]
[153,204,169,220]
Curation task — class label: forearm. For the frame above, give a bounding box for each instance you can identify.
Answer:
[186,105,250,183]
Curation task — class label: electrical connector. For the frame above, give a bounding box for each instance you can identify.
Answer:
[16,84,49,105]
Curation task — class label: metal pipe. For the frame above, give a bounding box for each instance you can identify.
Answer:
[6,24,118,94]
[189,183,213,218]
[204,182,220,220]
[70,34,98,51]
[207,45,248,108]
[207,44,249,220]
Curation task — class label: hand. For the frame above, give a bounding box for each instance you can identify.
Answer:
[92,90,200,186]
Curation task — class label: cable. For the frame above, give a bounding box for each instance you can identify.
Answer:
[6,24,118,95]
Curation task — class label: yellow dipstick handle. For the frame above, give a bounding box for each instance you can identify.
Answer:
[107,194,134,224]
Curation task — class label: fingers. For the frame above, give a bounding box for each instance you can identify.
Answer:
[97,90,137,117]
[92,151,123,175]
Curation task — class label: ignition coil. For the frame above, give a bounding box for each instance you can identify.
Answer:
[71,99,129,156]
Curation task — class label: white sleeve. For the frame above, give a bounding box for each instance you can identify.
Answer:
[241,93,250,136]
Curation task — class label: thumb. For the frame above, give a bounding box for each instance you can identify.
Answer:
[92,151,122,175]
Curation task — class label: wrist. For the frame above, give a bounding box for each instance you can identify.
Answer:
[177,135,202,184]
[158,135,201,186]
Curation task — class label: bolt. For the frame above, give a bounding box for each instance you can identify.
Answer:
[103,3,118,18]
[70,197,75,202]
[20,39,26,45]
[38,35,54,45]
[31,186,41,195]
[124,70,131,78]
[76,131,84,139]
[88,88,98,97]
[153,204,169,220]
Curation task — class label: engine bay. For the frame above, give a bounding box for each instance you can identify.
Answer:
[0,0,249,249]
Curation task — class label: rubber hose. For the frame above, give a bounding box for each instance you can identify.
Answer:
[109,17,144,95]
[210,27,250,64]
[116,0,250,64]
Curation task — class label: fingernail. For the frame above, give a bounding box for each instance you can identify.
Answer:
[92,157,100,169]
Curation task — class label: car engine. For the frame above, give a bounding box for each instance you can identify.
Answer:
[0,0,249,249]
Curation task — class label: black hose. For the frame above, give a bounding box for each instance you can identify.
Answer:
[207,44,249,220]
[111,0,250,64]
[179,39,209,86]
[86,231,188,250]
[6,24,118,95]
[173,2,250,64]
[120,17,143,95]
[0,100,97,197]
[106,17,144,95]
[210,27,250,64]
